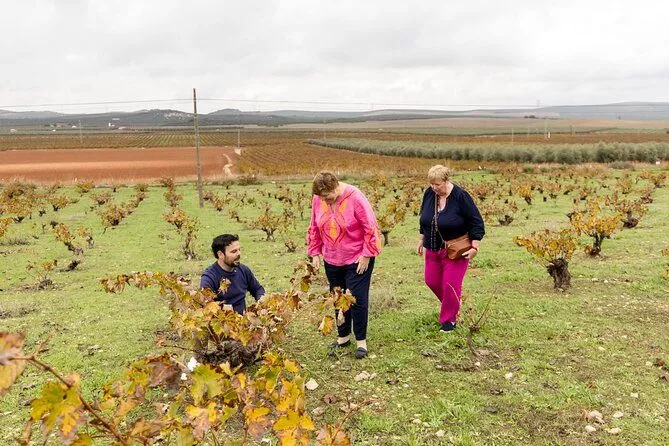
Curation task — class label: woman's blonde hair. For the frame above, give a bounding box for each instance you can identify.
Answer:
[427,165,451,183]
[312,171,339,196]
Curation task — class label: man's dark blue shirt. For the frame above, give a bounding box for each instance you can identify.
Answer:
[200,262,265,314]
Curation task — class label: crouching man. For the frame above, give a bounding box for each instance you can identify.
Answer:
[200,234,265,314]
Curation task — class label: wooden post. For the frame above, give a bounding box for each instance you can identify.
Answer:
[193,88,203,208]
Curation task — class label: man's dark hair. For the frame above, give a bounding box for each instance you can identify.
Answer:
[211,234,239,258]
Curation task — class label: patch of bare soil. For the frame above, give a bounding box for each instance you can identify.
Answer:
[0,146,238,184]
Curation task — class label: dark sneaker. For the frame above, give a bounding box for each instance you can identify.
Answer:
[327,340,351,357]
[439,322,456,332]
[355,347,368,359]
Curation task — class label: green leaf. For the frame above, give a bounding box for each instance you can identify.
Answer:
[72,433,94,446]
[300,277,310,292]
[30,381,85,442]
[175,427,196,446]
[190,365,225,405]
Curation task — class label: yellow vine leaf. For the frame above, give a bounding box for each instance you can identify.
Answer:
[274,409,316,445]
[300,277,311,292]
[129,418,164,440]
[234,372,247,390]
[0,332,26,397]
[274,409,316,431]
[316,425,351,446]
[245,405,272,439]
[318,315,335,335]
[283,359,300,374]
[185,402,218,441]
[30,382,85,442]
[276,377,306,413]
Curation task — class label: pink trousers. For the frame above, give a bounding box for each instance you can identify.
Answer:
[424,249,469,324]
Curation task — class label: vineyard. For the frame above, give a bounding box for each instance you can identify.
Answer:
[0,132,466,183]
[3,129,669,152]
[4,129,669,183]
[1,161,668,444]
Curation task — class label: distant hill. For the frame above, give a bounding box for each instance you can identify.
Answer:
[538,102,669,120]
[0,109,65,120]
[1,102,669,128]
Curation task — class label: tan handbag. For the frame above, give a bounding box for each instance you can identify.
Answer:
[433,192,472,260]
[444,234,472,260]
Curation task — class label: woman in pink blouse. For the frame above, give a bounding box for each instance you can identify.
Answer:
[307,171,382,359]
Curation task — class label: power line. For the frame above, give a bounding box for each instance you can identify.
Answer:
[198,98,539,108]
[0,98,192,109]
[1,97,669,112]
[1,97,540,110]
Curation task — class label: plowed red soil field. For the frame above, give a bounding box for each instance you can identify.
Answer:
[0,147,237,184]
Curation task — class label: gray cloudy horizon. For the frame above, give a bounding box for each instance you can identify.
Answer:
[1,0,668,114]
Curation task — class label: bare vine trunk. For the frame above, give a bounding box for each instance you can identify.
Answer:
[381,230,390,246]
[547,258,571,290]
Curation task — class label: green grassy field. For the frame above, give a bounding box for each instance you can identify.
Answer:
[1,171,668,445]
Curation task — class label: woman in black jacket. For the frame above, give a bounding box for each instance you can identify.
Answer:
[417,165,485,332]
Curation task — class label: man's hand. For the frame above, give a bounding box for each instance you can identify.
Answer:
[356,256,370,274]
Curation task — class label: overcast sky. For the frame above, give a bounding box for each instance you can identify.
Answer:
[1,0,668,114]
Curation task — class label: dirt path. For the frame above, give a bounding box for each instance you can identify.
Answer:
[222,153,234,177]
[0,146,239,184]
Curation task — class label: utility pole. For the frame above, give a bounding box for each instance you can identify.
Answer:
[78,119,83,146]
[193,88,203,208]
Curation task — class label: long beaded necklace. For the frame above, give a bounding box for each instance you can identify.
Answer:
[431,190,449,250]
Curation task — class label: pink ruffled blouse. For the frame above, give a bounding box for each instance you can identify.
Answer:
[307,184,382,266]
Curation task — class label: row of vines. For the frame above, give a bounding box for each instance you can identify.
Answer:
[310,138,669,164]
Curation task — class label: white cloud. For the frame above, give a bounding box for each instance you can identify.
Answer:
[1,0,668,113]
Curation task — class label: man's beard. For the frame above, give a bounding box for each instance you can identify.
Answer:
[225,257,241,268]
